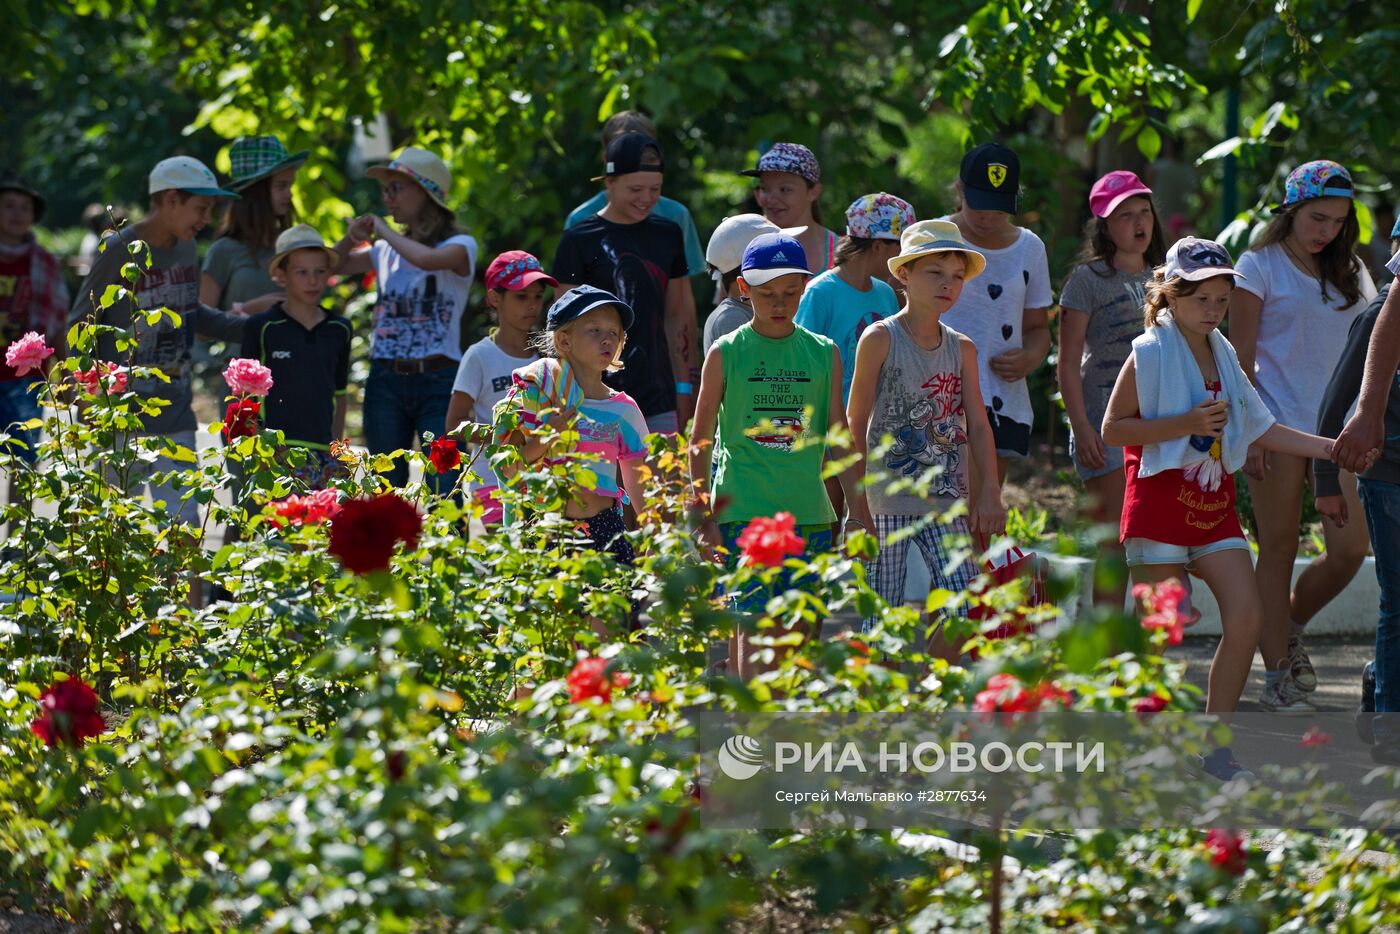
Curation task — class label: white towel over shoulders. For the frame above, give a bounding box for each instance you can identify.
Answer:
[1132,318,1275,480]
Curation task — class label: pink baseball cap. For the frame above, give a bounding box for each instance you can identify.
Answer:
[1089,170,1153,218]
[485,250,558,291]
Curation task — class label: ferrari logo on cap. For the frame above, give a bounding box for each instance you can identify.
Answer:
[988,164,1007,188]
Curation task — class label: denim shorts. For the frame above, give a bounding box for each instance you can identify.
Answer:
[644,410,678,435]
[0,377,43,465]
[1123,535,1249,567]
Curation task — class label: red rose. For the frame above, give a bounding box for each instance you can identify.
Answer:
[271,489,341,529]
[30,677,105,748]
[974,673,1071,714]
[1204,828,1247,876]
[428,436,461,474]
[566,656,630,704]
[222,399,261,443]
[1133,694,1168,715]
[1300,726,1332,748]
[326,493,423,574]
[1134,581,1187,645]
[735,512,806,568]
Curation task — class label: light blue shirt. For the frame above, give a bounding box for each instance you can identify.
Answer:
[566,192,706,278]
[794,269,900,402]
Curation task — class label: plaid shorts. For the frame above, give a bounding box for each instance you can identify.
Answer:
[864,513,976,628]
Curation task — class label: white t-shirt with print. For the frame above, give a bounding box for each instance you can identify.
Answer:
[452,335,537,491]
[936,222,1054,433]
[370,233,479,361]
[1235,243,1376,432]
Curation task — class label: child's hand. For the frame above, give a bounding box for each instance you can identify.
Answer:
[1315,494,1348,528]
[698,517,723,563]
[989,348,1037,383]
[1072,423,1107,470]
[348,215,375,242]
[1245,442,1270,480]
[1184,399,1229,438]
[970,492,1007,538]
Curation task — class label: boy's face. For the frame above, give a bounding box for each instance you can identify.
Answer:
[0,191,35,243]
[604,169,662,224]
[491,282,547,334]
[276,248,331,305]
[898,253,967,310]
[160,191,216,241]
[739,273,808,324]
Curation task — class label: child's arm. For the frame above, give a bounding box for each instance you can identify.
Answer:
[1255,424,1332,462]
[619,458,647,520]
[446,391,476,438]
[331,215,374,278]
[687,346,725,550]
[844,325,890,531]
[368,216,472,275]
[958,336,1007,537]
[332,395,348,441]
[1056,307,1106,470]
[1227,286,1269,478]
[1336,282,1400,470]
[1100,354,1229,447]
[664,275,699,427]
[826,347,874,533]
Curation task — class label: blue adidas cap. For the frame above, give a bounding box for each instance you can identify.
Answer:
[740,233,812,286]
[545,284,634,331]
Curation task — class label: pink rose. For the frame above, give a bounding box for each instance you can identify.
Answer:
[223,358,275,396]
[5,332,53,377]
[74,362,129,396]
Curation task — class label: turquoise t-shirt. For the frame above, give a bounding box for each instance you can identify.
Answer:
[565,193,706,278]
[711,324,837,525]
[793,269,900,403]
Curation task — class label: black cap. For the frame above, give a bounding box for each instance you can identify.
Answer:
[959,143,1019,214]
[546,285,635,331]
[0,171,46,222]
[595,132,664,181]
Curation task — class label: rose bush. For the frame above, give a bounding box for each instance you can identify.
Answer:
[0,265,1396,930]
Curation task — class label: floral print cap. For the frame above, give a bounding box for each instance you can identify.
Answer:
[845,193,916,240]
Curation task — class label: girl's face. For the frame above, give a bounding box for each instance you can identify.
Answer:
[897,252,967,311]
[1106,196,1154,257]
[491,283,547,335]
[557,305,624,371]
[754,171,819,226]
[277,248,331,305]
[1287,196,1352,254]
[269,168,297,218]
[1168,276,1233,337]
[380,173,428,224]
[960,206,1012,242]
[738,273,808,324]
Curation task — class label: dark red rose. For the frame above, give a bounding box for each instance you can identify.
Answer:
[428,436,461,474]
[222,398,261,443]
[31,677,105,748]
[1205,828,1247,876]
[326,493,423,574]
[1134,694,1169,716]
[566,656,630,704]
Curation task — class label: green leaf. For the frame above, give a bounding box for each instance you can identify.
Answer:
[1187,0,1203,22]
[1136,124,1161,161]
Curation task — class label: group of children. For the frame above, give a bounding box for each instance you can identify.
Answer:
[8,120,1400,770]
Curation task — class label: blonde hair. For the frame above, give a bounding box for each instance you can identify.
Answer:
[1142,269,1233,327]
[528,308,628,374]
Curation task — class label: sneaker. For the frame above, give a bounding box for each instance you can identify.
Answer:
[1287,629,1317,692]
[1362,661,1376,713]
[1259,671,1312,711]
[1200,746,1255,783]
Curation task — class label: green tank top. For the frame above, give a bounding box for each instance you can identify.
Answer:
[712,324,837,525]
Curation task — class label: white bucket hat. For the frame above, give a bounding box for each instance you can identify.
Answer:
[365,146,453,210]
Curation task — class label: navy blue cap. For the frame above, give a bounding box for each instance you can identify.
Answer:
[739,233,812,286]
[959,142,1019,214]
[592,132,664,181]
[546,285,634,331]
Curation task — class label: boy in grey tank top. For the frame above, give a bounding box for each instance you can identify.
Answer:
[847,220,1007,650]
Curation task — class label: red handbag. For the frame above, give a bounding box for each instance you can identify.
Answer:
[969,543,1049,642]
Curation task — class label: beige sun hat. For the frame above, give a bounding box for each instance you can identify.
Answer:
[887,219,986,280]
[365,146,453,210]
[267,224,340,276]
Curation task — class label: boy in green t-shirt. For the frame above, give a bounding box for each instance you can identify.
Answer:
[689,233,872,680]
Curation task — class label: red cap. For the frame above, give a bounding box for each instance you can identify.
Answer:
[1089,170,1153,218]
[485,250,558,291]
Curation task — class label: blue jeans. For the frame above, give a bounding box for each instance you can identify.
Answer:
[363,361,458,493]
[1359,478,1400,728]
[0,377,42,465]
